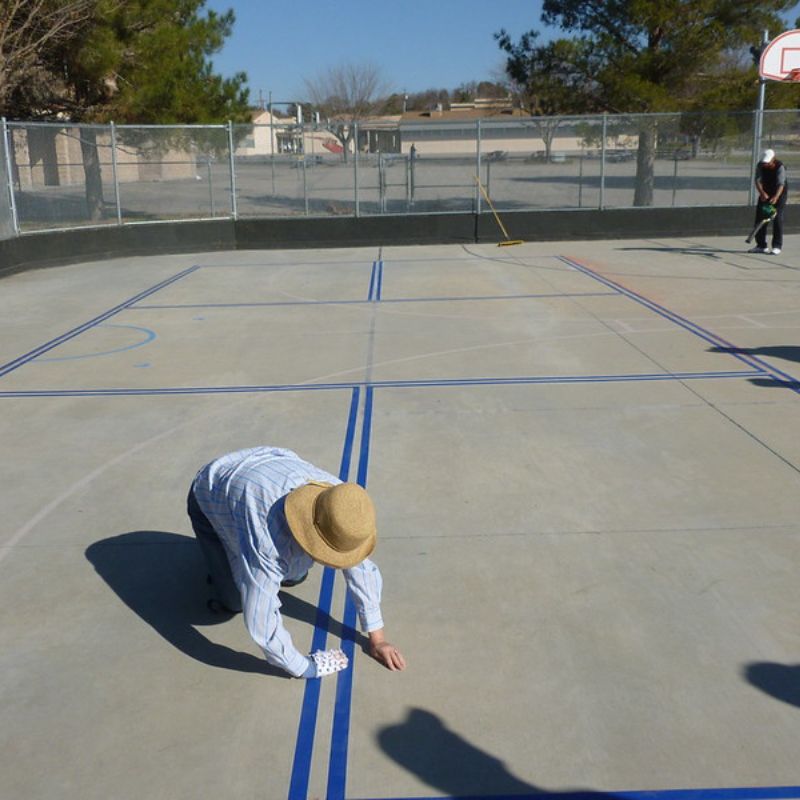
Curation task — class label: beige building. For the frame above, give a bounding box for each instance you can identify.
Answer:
[10,124,197,190]
[235,109,359,158]
[398,100,635,157]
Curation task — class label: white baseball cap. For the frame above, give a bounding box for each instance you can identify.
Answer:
[760,149,775,163]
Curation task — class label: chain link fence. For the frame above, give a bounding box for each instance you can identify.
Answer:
[2,109,797,239]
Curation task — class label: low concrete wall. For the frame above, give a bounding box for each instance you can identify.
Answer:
[0,219,236,278]
[0,205,778,278]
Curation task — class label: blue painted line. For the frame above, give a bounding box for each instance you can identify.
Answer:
[0,265,199,378]
[379,290,620,304]
[558,256,800,392]
[367,371,763,389]
[132,299,371,309]
[355,786,800,800]
[327,385,374,800]
[32,325,157,362]
[0,370,763,399]
[369,261,378,301]
[130,291,619,310]
[287,387,360,800]
[376,260,384,301]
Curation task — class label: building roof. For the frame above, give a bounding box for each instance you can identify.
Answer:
[400,107,528,124]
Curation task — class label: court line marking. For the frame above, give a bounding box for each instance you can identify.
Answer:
[327,385,374,800]
[0,265,199,378]
[31,324,157,362]
[288,386,360,800]
[0,370,763,399]
[130,291,618,309]
[558,256,800,392]
[352,787,800,800]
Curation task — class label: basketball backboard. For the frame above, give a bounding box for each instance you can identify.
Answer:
[759,29,800,80]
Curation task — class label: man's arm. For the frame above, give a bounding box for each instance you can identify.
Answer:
[343,558,406,671]
[240,567,311,677]
[770,165,787,204]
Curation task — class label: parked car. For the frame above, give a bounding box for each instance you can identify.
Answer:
[606,148,635,162]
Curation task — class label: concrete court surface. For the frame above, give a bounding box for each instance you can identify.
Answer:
[0,235,799,800]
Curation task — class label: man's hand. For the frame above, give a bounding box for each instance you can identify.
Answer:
[368,629,406,671]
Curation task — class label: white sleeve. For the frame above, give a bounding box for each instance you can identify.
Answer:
[342,558,384,632]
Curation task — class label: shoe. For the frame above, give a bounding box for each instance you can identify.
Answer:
[748,246,770,253]
[771,248,782,255]
[281,571,308,588]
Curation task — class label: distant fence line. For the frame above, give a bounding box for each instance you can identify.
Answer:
[1,109,797,239]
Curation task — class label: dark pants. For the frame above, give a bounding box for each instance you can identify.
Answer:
[187,486,243,612]
[755,191,788,249]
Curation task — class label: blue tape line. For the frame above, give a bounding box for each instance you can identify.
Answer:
[327,589,358,800]
[130,291,618,309]
[355,786,800,800]
[0,265,199,378]
[558,256,800,390]
[0,370,763,399]
[288,386,360,800]
[369,261,378,301]
[287,566,335,800]
[327,385,374,800]
[33,325,157,362]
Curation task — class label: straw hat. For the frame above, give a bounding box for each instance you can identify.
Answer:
[284,481,376,568]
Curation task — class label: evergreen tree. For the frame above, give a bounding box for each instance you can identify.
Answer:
[4,0,249,219]
[498,0,793,205]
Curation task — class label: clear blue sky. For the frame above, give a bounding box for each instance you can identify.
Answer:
[205,0,800,106]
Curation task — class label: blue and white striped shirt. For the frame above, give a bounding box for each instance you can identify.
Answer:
[192,446,384,677]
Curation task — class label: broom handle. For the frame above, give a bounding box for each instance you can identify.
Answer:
[474,176,511,240]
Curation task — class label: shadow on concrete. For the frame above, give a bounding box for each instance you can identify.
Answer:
[743,662,800,708]
[377,707,624,799]
[510,174,747,193]
[709,345,800,365]
[617,245,739,257]
[748,377,800,391]
[85,530,366,676]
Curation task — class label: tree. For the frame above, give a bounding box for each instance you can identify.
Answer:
[303,62,389,162]
[497,31,599,160]
[0,0,97,118]
[498,0,794,205]
[5,0,249,219]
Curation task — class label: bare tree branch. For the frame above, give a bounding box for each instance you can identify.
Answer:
[303,62,390,160]
[0,0,98,115]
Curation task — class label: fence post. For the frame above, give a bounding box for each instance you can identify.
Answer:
[378,152,385,213]
[1,118,20,236]
[599,113,607,210]
[354,122,360,218]
[109,121,123,225]
[302,124,309,215]
[406,154,411,210]
[227,121,238,220]
[475,119,482,213]
[671,156,679,207]
[750,29,769,205]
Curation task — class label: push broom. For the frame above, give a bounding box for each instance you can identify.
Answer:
[475,176,524,247]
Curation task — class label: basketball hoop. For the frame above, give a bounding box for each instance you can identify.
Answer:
[760,30,800,80]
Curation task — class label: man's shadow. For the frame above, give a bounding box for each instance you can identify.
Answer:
[743,662,800,708]
[378,707,624,799]
[85,531,361,677]
[709,344,800,365]
[707,345,800,391]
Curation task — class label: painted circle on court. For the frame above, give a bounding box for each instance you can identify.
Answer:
[33,324,157,362]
